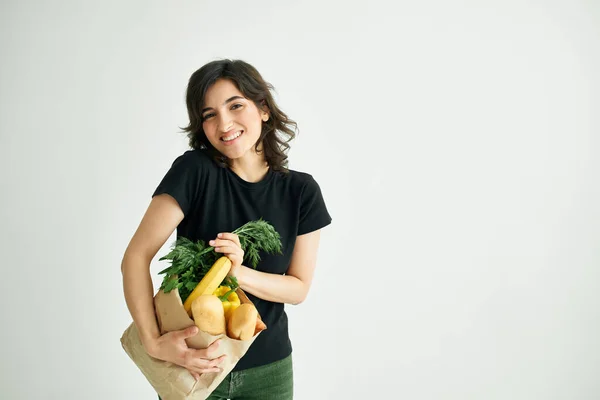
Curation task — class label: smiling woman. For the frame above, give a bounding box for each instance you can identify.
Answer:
[183,60,298,176]
[120,59,332,400]
[200,80,268,160]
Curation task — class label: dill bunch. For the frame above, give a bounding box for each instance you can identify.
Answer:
[157,218,282,302]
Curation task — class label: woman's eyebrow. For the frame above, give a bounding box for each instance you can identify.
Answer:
[201,96,245,114]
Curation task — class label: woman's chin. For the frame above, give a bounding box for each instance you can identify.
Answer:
[220,143,262,160]
[219,146,246,160]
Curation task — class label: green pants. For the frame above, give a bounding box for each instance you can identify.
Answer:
[158,354,293,400]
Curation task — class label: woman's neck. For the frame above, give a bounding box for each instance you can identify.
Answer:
[229,153,269,183]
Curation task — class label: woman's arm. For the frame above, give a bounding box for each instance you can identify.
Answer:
[232,229,323,305]
[122,194,226,378]
[121,194,185,351]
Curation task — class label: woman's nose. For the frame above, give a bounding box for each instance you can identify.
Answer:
[218,112,233,132]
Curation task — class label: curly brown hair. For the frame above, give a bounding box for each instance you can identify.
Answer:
[180,59,298,173]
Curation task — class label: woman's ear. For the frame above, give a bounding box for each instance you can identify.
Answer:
[260,100,270,121]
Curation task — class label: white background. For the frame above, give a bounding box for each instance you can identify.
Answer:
[1,1,599,399]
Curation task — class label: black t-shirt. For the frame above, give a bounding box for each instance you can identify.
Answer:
[152,148,332,371]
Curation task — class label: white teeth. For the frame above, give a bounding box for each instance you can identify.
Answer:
[222,131,242,142]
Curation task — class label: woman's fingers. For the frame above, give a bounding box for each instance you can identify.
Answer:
[187,355,226,373]
[188,369,200,381]
[182,340,225,378]
[208,232,242,249]
[188,366,220,378]
[212,244,241,255]
[191,340,220,358]
[210,238,242,252]
[209,238,244,266]
[217,232,241,247]
[196,356,226,370]
[190,364,223,373]
[186,341,226,366]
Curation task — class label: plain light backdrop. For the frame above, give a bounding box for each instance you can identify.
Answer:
[1,1,599,399]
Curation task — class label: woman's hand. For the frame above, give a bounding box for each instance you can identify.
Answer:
[145,325,226,381]
[210,232,244,277]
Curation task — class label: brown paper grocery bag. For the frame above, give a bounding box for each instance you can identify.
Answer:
[120,288,266,400]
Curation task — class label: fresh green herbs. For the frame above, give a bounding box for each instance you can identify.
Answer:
[158,218,282,302]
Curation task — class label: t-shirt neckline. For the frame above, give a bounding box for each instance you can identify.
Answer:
[225,166,274,190]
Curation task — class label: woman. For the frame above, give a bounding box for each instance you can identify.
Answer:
[121,59,332,399]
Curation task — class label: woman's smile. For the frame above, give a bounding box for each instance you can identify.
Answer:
[221,129,244,145]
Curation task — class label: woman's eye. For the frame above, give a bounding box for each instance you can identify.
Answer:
[231,103,243,110]
[202,113,215,121]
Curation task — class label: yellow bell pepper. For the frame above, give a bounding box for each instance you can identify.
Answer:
[213,285,241,318]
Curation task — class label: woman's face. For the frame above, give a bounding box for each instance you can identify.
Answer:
[201,79,269,160]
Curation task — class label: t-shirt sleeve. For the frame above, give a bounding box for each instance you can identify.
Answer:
[297,176,332,236]
[152,151,203,216]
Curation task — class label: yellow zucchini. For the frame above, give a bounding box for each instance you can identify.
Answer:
[183,256,232,315]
